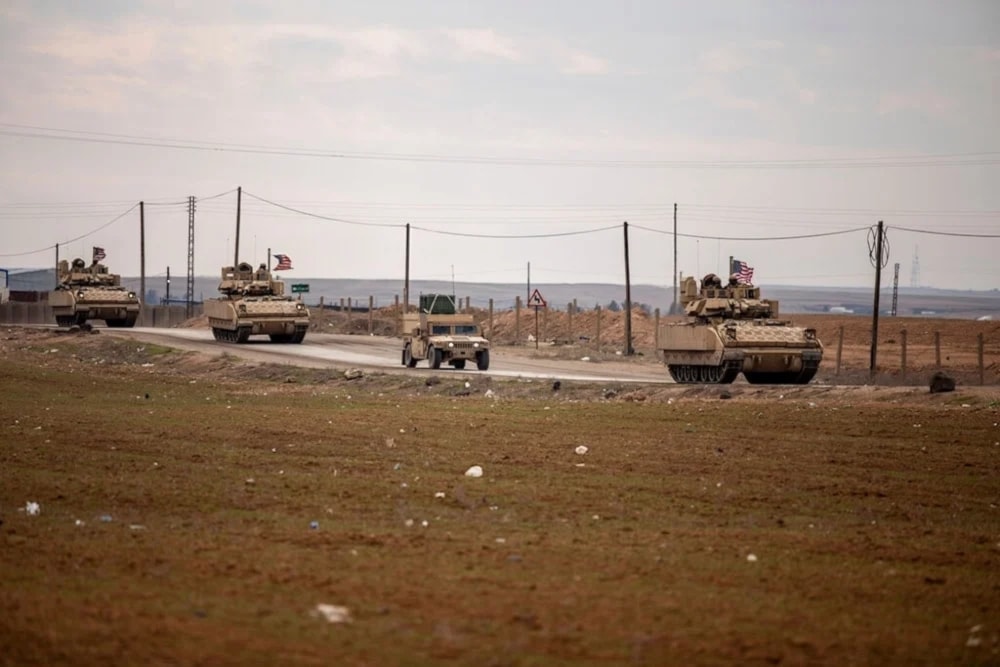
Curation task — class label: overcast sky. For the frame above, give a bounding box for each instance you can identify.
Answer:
[1,0,998,290]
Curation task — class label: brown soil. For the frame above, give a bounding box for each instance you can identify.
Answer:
[1,326,999,665]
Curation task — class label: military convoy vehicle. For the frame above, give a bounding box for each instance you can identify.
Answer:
[203,262,309,343]
[657,274,823,384]
[401,294,490,370]
[49,258,140,328]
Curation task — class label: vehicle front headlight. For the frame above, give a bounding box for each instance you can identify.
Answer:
[76,290,85,298]
[296,303,304,310]
[127,292,136,299]
[473,342,479,348]
[448,342,455,348]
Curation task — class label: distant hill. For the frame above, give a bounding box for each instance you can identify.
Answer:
[140,276,1000,320]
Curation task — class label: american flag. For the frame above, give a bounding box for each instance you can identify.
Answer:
[731,259,754,284]
[273,253,293,271]
[93,246,107,262]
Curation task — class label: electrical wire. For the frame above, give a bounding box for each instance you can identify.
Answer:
[2,123,999,169]
[243,191,404,228]
[890,226,1000,238]
[410,224,620,239]
[629,223,870,241]
[0,203,139,257]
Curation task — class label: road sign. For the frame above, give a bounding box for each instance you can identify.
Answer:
[527,288,546,308]
[291,283,310,293]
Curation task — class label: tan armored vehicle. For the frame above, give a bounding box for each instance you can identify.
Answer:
[657,274,823,384]
[203,262,309,343]
[401,295,490,370]
[49,258,140,328]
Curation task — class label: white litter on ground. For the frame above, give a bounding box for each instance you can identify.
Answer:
[313,604,352,624]
[465,465,483,478]
[25,501,40,516]
[575,445,589,455]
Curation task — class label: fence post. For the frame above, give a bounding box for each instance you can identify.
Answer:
[515,296,521,345]
[595,305,602,353]
[900,329,907,376]
[368,295,374,334]
[542,304,548,342]
[654,307,660,349]
[835,326,844,376]
[934,332,941,368]
[979,333,985,385]
[567,302,574,344]
[347,297,353,323]
[488,298,494,341]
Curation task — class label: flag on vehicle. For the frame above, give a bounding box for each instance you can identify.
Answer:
[731,259,754,284]
[93,246,107,262]
[273,254,293,271]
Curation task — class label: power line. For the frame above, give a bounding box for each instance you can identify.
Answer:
[891,226,1000,238]
[630,223,870,241]
[0,203,139,257]
[410,224,621,239]
[2,123,999,169]
[243,191,404,228]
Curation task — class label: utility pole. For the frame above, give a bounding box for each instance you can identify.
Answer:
[166,266,171,303]
[54,244,59,288]
[891,262,900,317]
[869,221,888,378]
[187,196,196,318]
[672,203,678,314]
[139,201,146,305]
[403,223,410,314]
[623,221,633,355]
[234,186,242,266]
[527,261,531,303]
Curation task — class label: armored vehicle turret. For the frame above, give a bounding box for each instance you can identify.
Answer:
[49,258,140,328]
[656,274,823,384]
[203,262,309,343]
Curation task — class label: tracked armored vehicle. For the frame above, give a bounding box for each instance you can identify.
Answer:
[49,258,140,328]
[400,294,490,370]
[204,262,309,343]
[657,274,823,384]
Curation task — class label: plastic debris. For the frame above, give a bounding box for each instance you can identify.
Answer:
[74,519,85,526]
[464,465,483,478]
[310,521,319,530]
[746,554,758,562]
[312,604,352,624]
[129,524,146,531]
[484,389,495,398]
[99,515,113,523]
[434,492,446,499]
[464,381,471,389]
[25,501,40,516]
[574,445,589,456]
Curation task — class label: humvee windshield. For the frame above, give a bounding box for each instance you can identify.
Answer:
[431,325,451,335]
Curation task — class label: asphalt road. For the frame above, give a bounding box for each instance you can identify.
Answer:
[107,327,674,384]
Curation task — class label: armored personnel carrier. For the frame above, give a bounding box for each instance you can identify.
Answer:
[400,294,490,370]
[657,274,823,384]
[49,258,140,328]
[203,262,309,343]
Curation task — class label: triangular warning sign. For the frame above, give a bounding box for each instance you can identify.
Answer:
[527,289,546,308]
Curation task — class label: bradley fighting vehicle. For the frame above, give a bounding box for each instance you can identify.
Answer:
[401,294,490,370]
[49,258,140,328]
[203,262,309,343]
[657,274,823,384]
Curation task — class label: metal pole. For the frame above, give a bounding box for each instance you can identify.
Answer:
[527,261,531,303]
[870,220,885,378]
[672,203,678,314]
[166,266,171,303]
[404,223,410,314]
[623,221,633,355]
[139,201,145,305]
[234,186,242,266]
[54,243,59,288]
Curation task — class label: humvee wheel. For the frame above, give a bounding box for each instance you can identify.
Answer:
[404,345,418,368]
[429,346,443,369]
[476,349,490,371]
[452,359,466,370]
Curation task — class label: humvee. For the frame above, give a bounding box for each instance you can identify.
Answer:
[400,295,490,370]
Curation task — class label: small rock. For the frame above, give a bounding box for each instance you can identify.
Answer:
[746,554,758,562]
[484,389,495,398]
[574,445,589,456]
[344,368,364,380]
[719,391,732,400]
[425,376,440,387]
[464,465,483,478]
[25,501,40,516]
[99,515,113,523]
[929,371,956,393]
[310,521,319,530]
[312,604,352,624]
[434,492,446,498]
[552,381,561,392]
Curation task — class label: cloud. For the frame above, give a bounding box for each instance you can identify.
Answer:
[699,46,748,74]
[553,47,609,75]
[443,28,522,62]
[876,90,958,117]
[684,79,761,111]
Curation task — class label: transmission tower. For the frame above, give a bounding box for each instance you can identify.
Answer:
[910,245,920,287]
[186,196,196,318]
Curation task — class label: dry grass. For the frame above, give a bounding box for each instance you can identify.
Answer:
[1,328,999,665]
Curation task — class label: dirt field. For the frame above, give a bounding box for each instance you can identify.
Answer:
[1,326,999,666]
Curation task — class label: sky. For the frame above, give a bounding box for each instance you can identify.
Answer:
[0,0,998,291]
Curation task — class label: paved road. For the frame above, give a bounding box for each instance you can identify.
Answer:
[108,327,674,384]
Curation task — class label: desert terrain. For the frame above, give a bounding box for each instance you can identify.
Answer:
[1,316,998,665]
